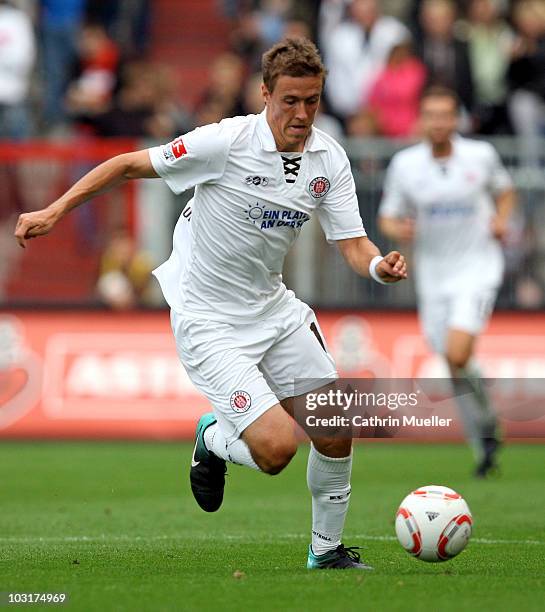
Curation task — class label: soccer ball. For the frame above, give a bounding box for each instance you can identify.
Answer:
[395,485,473,562]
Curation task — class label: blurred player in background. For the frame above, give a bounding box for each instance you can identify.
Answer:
[15,39,407,570]
[378,85,516,477]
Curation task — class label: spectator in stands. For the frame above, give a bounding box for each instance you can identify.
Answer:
[220,0,246,21]
[0,0,34,294]
[467,0,513,134]
[416,0,474,115]
[40,0,86,129]
[86,0,151,57]
[195,53,246,125]
[313,102,345,140]
[96,228,154,310]
[84,1,117,37]
[319,0,411,50]
[364,40,427,138]
[65,23,120,121]
[283,14,312,41]
[242,71,266,115]
[318,0,350,54]
[508,0,545,166]
[409,0,468,34]
[115,0,151,56]
[0,0,35,139]
[324,0,409,121]
[231,0,294,69]
[344,108,376,138]
[257,0,292,46]
[92,62,186,140]
[230,10,261,65]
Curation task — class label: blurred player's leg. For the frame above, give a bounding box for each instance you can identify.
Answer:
[420,292,500,476]
[446,328,500,477]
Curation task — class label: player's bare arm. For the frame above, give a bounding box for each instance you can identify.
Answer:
[377,216,415,243]
[337,236,407,283]
[491,188,516,242]
[14,150,158,248]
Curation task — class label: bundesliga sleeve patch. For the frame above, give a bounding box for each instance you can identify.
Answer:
[309,176,330,198]
[230,390,251,413]
[162,137,187,162]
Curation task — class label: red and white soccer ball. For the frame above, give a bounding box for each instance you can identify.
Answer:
[395,485,473,562]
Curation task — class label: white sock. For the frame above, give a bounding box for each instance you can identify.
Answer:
[307,443,352,556]
[204,422,261,471]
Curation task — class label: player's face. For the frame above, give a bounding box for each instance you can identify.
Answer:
[420,96,458,146]
[262,75,322,152]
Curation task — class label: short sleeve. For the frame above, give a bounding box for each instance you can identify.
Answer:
[378,156,409,218]
[486,145,513,196]
[316,156,367,243]
[148,122,231,194]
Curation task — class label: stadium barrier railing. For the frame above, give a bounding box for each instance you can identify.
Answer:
[0,136,544,310]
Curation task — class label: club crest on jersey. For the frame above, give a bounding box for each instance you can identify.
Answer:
[162,137,187,162]
[230,390,251,413]
[309,176,330,198]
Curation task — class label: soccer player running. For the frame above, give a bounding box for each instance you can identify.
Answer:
[378,86,516,478]
[15,39,407,569]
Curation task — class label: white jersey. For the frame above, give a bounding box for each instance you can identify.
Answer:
[149,111,366,321]
[379,136,512,296]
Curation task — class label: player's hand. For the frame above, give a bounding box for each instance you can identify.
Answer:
[376,251,408,283]
[491,215,508,243]
[14,207,61,248]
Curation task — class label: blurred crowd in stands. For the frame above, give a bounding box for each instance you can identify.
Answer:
[1,0,545,141]
[223,0,545,143]
[0,0,180,140]
[1,0,545,309]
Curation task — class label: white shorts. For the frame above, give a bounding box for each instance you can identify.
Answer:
[171,293,337,444]
[419,288,497,354]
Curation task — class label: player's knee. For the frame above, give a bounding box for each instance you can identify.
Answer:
[312,437,352,458]
[445,331,475,370]
[446,349,470,370]
[257,439,297,475]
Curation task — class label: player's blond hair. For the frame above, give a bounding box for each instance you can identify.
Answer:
[261,38,327,93]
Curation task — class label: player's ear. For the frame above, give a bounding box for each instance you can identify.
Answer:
[261,83,270,105]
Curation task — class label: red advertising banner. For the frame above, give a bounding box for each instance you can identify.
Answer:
[1,310,545,439]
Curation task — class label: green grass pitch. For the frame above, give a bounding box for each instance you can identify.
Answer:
[1,441,544,611]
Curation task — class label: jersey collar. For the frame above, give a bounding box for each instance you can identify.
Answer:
[256,109,328,153]
[423,134,462,160]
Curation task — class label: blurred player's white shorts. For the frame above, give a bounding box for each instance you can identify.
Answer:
[170,292,337,443]
[419,288,498,353]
